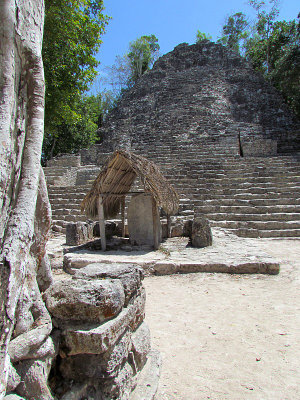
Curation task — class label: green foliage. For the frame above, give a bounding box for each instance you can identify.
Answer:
[127,35,160,85]
[42,0,110,159]
[195,30,212,43]
[218,12,249,53]
[267,18,300,116]
[105,35,160,96]
[42,92,115,163]
[244,1,300,117]
[247,0,280,73]
[216,1,299,118]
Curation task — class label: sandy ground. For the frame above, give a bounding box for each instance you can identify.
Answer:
[143,239,300,400]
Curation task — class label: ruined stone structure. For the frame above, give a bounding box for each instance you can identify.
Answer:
[44,41,300,238]
[43,263,157,399]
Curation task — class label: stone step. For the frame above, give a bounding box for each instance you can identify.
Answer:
[206,212,300,222]
[209,220,300,230]
[195,204,299,214]
[52,209,85,217]
[177,186,300,196]
[194,198,300,207]
[227,228,300,238]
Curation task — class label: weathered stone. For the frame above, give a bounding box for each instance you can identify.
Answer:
[183,219,193,237]
[154,262,177,276]
[65,222,93,246]
[60,330,132,381]
[60,383,91,400]
[170,223,184,237]
[43,278,125,325]
[128,193,161,247]
[191,217,213,248]
[131,322,151,371]
[161,222,168,239]
[101,362,135,400]
[61,287,146,356]
[73,263,144,305]
[94,220,118,238]
[240,135,278,156]
[130,350,162,400]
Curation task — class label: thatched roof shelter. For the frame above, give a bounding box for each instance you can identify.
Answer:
[81,150,179,219]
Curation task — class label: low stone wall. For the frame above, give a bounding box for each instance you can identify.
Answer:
[47,154,81,168]
[80,145,111,166]
[75,166,100,186]
[43,263,153,399]
[239,132,277,157]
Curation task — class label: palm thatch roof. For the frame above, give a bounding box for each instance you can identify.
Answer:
[81,150,179,219]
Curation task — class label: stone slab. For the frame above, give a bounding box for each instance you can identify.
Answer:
[61,287,146,356]
[73,263,144,305]
[130,350,162,400]
[128,193,161,247]
[60,228,281,276]
[154,261,279,275]
[131,322,151,371]
[60,330,132,380]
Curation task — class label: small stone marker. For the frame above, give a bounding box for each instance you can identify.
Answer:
[191,217,213,248]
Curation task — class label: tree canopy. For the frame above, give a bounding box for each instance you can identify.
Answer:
[42,0,110,161]
[213,0,300,118]
[105,35,160,97]
[218,12,249,53]
[128,35,160,85]
[196,30,212,43]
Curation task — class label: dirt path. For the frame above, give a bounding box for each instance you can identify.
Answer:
[144,239,300,400]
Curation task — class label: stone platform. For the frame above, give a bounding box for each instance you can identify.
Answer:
[48,228,280,276]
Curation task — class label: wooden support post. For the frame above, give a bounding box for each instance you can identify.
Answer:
[97,196,106,251]
[121,196,126,237]
[152,197,159,250]
[167,214,171,238]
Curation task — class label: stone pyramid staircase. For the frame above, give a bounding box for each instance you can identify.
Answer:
[44,138,300,238]
[132,136,300,238]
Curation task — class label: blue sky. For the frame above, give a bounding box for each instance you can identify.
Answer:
[94,0,299,88]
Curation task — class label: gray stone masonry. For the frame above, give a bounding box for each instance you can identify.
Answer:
[99,41,299,154]
[43,42,300,239]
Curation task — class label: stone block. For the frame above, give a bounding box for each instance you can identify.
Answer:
[131,322,151,371]
[65,222,93,246]
[93,220,118,238]
[183,219,193,237]
[130,350,162,400]
[60,330,132,380]
[241,137,278,157]
[73,263,144,305]
[61,287,146,356]
[191,217,213,248]
[170,223,183,237]
[128,193,161,247]
[161,222,168,239]
[100,362,135,400]
[43,278,125,326]
[154,262,177,275]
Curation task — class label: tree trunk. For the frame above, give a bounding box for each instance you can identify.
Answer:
[0,1,54,399]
